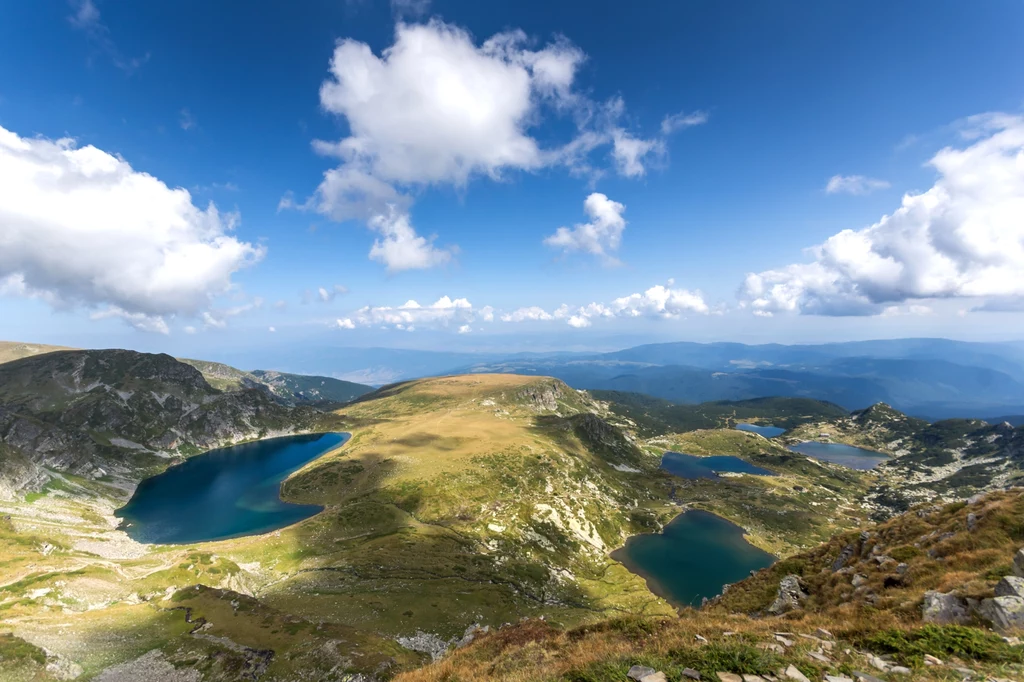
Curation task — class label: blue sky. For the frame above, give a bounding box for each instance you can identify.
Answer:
[2,0,1024,357]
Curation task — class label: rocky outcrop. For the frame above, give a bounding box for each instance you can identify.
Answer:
[922,590,970,624]
[979,596,1024,632]
[0,350,338,494]
[767,575,809,615]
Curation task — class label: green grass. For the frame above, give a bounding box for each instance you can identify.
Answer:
[861,625,1024,667]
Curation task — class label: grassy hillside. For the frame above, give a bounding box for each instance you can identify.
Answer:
[396,491,1024,682]
[0,340,76,365]
[593,391,849,437]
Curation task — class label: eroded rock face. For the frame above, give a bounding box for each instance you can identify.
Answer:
[1013,548,1024,578]
[979,595,1024,632]
[767,574,809,615]
[922,590,970,624]
[995,576,1024,598]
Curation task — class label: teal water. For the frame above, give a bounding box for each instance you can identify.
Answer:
[788,441,888,470]
[116,432,348,544]
[612,510,776,607]
[735,423,785,438]
[660,451,774,479]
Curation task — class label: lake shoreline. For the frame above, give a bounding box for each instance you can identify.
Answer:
[611,508,777,609]
[116,431,351,545]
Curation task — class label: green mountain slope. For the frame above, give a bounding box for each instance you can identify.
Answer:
[593,391,849,437]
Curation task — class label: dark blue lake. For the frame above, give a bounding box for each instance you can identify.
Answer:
[116,433,348,544]
[612,510,776,607]
[735,423,786,438]
[787,441,888,470]
[660,451,774,480]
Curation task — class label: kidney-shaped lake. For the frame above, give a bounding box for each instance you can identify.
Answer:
[612,510,776,607]
[116,432,348,544]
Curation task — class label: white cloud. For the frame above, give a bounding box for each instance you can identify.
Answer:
[268,326,276,332]
[544,193,626,262]
[368,208,453,271]
[741,114,1024,316]
[660,110,709,135]
[501,306,554,322]
[0,125,264,332]
[290,19,695,271]
[179,108,196,131]
[68,0,149,74]
[611,129,664,178]
[336,295,480,331]
[479,305,495,322]
[184,326,197,334]
[457,324,472,334]
[825,174,891,195]
[391,0,431,18]
[317,284,349,303]
[90,307,170,334]
[501,282,708,327]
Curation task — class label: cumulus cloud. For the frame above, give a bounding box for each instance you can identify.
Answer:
[457,324,472,334]
[289,20,702,270]
[544,193,626,262]
[0,125,264,332]
[501,282,708,328]
[741,114,1024,316]
[367,209,452,271]
[334,295,483,331]
[68,0,149,74]
[825,174,891,195]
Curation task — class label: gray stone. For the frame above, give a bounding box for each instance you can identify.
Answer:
[716,674,742,682]
[923,653,943,666]
[832,544,856,571]
[767,575,809,615]
[741,676,765,682]
[979,595,1024,632]
[640,673,667,682]
[851,574,868,588]
[966,512,978,532]
[995,575,1024,598]
[1013,548,1024,578]
[628,666,657,681]
[824,677,854,682]
[922,590,970,624]
[851,673,885,682]
[890,666,911,674]
[815,627,834,640]
[681,669,701,680]
[782,666,809,682]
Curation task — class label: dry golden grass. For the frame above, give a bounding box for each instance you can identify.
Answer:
[0,340,76,365]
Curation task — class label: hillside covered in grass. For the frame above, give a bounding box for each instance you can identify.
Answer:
[396,491,1024,682]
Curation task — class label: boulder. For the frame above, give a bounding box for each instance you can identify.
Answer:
[681,669,701,680]
[783,665,810,682]
[995,576,1024,598]
[1013,548,1024,578]
[640,673,667,682]
[767,575,809,615]
[922,590,970,624]
[831,544,856,572]
[628,665,657,681]
[979,596,1024,632]
[966,512,979,532]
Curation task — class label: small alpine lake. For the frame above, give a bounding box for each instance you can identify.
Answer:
[787,441,889,470]
[734,423,786,438]
[116,432,349,544]
[612,510,776,607]
[659,451,774,480]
